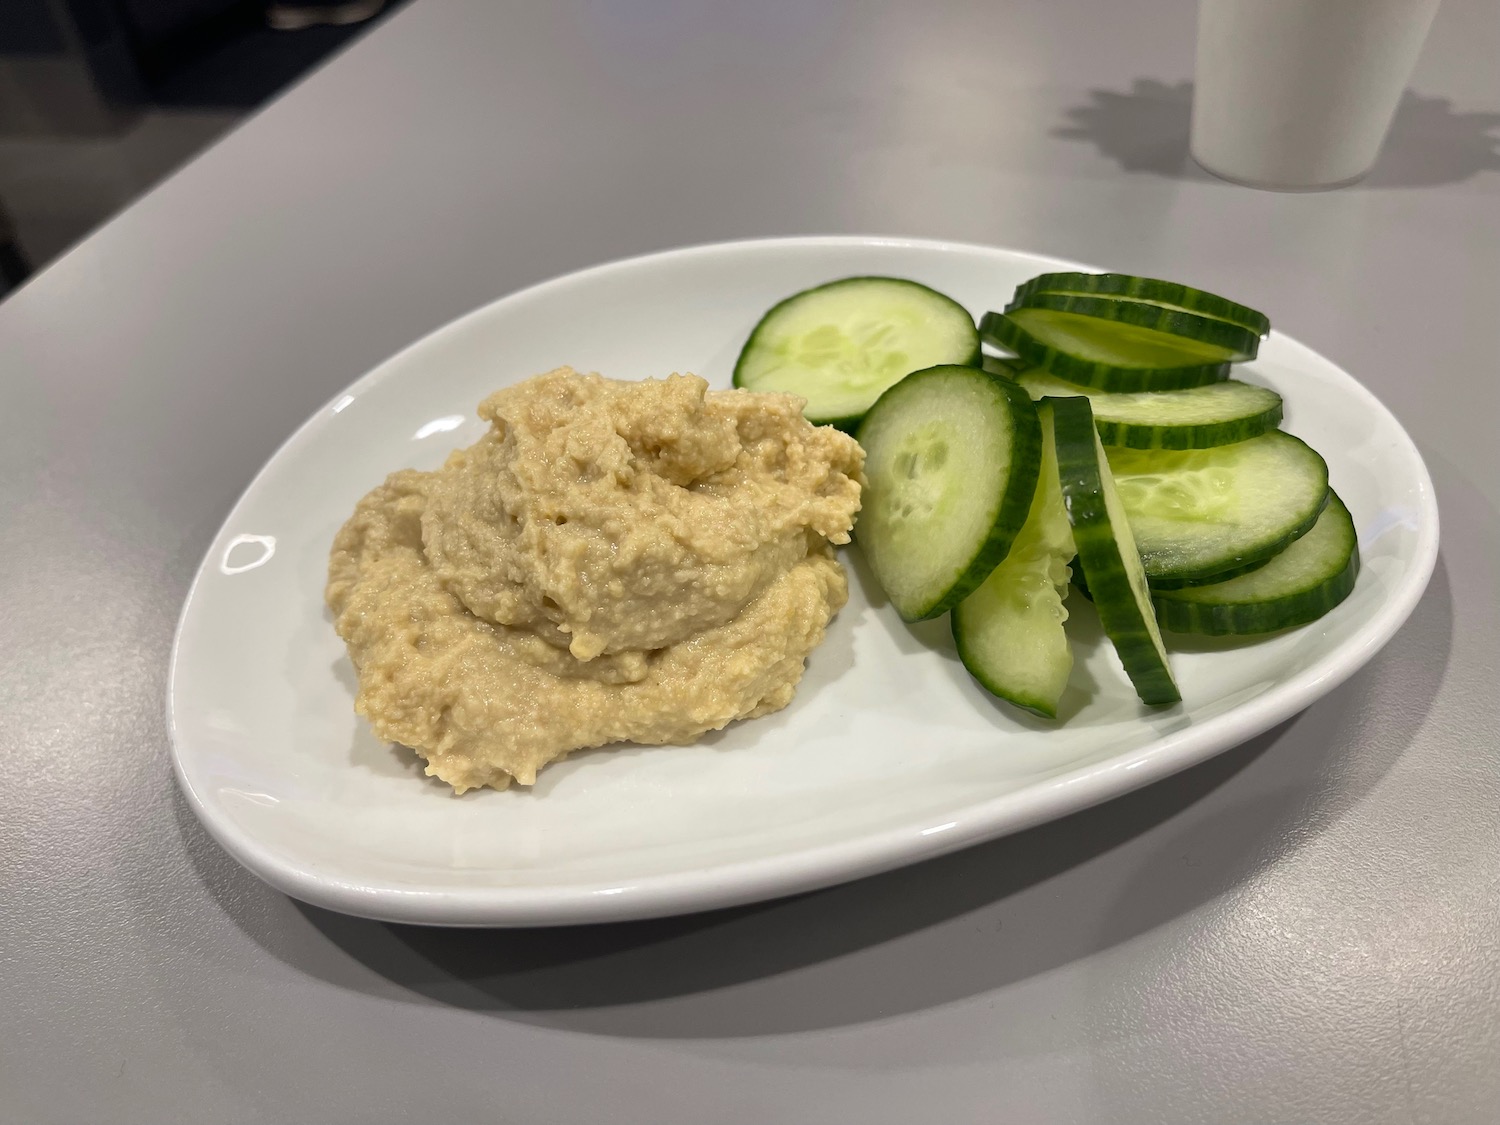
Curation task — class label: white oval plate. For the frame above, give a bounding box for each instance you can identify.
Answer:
[168,236,1438,926]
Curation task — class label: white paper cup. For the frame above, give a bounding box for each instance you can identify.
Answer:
[1191,0,1441,190]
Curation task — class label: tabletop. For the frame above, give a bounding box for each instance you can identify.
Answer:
[2,1,1497,1122]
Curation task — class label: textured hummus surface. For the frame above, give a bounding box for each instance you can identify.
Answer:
[327,367,864,792]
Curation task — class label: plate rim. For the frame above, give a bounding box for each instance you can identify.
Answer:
[167,234,1441,926]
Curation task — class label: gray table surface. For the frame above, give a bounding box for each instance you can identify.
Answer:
[3,1,1498,1122]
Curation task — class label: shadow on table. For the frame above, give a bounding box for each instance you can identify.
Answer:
[1054,79,1500,188]
[185,556,1453,1036]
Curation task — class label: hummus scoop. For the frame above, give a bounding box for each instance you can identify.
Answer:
[422,368,862,660]
[327,367,864,791]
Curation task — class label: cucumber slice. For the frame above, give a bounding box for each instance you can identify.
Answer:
[1005,292,1261,361]
[981,310,1231,393]
[1153,492,1360,635]
[1147,554,1272,591]
[1015,368,1283,450]
[982,354,1025,377]
[734,276,980,428]
[1049,396,1179,706]
[856,365,1041,621]
[953,402,1075,717]
[1107,431,1330,585]
[1078,551,1278,594]
[1012,272,1270,336]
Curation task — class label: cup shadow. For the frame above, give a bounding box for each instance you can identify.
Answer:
[1054,79,1500,188]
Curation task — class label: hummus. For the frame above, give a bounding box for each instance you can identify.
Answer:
[327,367,864,792]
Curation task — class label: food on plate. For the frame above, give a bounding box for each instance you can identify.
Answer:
[749,269,1358,717]
[733,276,979,429]
[980,308,1236,392]
[1150,491,1360,635]
[1014,368,1283,450]
[1009,271,1271,335]
[1049,395,1180,705]
[327,367,863,792]
[854,363,1040,621]
[1004,291,1262,361]
[1106,432,1329,586]
[951,400,1075,718]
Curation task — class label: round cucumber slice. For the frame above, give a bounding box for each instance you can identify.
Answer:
[1012,272,1270,336]
[1015,368,1283,450]
[1005,292,1261,361]
[734,276,980,429]
[1153,491,1359,635]
[856,364,1041,622]
[952,402,1075,718]
[981,310,1231,393]
[1106,431,1330,585]
[1049,396,1179,706]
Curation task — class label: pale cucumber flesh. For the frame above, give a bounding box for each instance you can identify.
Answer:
[982,311,1231,392]
[953,403,1075,717]
[1006,307,1237,368]
[1016,368,1283,450]
[734,277,979,427]
[1153,492,1360,635]
[1004,293,1260,360]
[1106,431,1329,584]
[856,365,1041,621]
[1095,428,1177,702]
[1050,396,1179,706]
[1011,272,1271,336]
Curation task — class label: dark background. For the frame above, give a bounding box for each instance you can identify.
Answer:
[0,0,408,294]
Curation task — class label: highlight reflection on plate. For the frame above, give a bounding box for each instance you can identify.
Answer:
[219,534,276,575]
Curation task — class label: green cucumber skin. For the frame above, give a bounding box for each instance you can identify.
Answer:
[952,402,1074,718]
[1154,552,1357,634]
[1070,556,1092,602]
[981,311,1231,393]
[1109,433,1331,585]
[1015,369,1284,450]
[1080,555,1290,600]
[1013,272,1271,336]
[856,364,1043,622]
[1049,396,1180,706]
[1098,409,1280,450]
[1139,494,1327,585]
[733,276,980,430]
[1004,292,1260,362]
[955,611,1066,718]
[1153,493,1360,635]
[1073,561,1275,597]
[1146,555,1272,591]
[1071,555,1276,597]
[955,627,1065,718]
[981,354,1026,378]
[1063,554,1266,599]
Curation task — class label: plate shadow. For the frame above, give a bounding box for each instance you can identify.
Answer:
[177,556,1454,1038]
